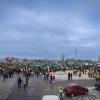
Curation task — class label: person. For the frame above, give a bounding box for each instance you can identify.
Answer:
[43,72,46,80]
[25,76,29,87]
[70,73,72,80]
[68,72,70,80]
[58,86,64,100]
[46,73,49,80]
[18,77,22,88]
[36,71,39,77]
[50,74,52,83]
[52,75,55,83]
[23,77,26,89]
[3,70,8,81]
[79,72,81,77]
[3,71,6,81]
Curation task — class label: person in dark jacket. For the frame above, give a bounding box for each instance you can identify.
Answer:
[18,77,22,88]
[50,74,52,83]
[68,72,70,80]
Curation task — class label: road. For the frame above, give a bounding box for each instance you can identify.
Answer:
[6,75,99,100]
[6,76,42,100]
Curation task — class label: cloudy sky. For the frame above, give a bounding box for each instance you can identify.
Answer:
[0,0,100,59]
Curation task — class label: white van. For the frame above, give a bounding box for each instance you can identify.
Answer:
[42,95,60,100]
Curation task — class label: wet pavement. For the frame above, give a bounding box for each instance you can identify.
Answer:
[6,77,42,100]
[0,74,99,100]
[51,70,95,80]
[62,87,100,100]
[0,75,17,100]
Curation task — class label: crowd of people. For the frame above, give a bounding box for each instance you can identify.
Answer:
[0,65,99,100]
[0,66,99,90]
[0,66,56,89]
[0,68,14,81]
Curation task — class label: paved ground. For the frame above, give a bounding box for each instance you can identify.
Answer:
[0,75,17,100]
[6,75,99,100]
[0,71,99,100]
[6,76,42,100]
[51,70,95,80]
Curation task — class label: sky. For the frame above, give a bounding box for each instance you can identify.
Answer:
[0,0,100,60]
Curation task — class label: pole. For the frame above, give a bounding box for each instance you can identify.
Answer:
[75,48,77,67]
[75,48,76,60]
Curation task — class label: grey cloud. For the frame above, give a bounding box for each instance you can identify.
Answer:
[0,1,100,59]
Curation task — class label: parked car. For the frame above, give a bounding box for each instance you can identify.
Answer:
[64,83,88,96]
[42,95,60,100]
[95,81,100,90]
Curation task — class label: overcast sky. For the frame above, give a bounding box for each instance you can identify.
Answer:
[0,0,100,59]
